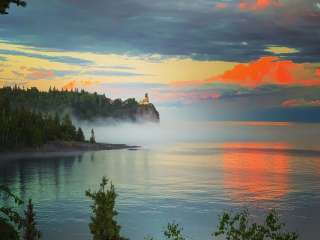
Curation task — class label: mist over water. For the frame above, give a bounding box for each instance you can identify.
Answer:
[77,106,320,151]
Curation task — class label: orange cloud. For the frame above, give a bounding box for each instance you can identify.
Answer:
[208,56,320,87]
[80,79,100,87]
[215,0,282,11]
[26,68,55,80]
[239,0,281,11]
[61,79,100,91]
[282,98,320,108]
[62,80,76,91]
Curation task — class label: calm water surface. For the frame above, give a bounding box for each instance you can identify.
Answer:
[0,121,320,239]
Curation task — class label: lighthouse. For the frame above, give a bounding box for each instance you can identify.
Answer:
[140,93,150,105]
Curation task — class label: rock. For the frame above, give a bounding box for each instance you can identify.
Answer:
[136,103,160,122]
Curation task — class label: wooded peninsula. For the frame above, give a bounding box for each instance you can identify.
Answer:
[0,86,152,151]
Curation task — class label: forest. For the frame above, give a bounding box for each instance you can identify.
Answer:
[0,86,157,121]
[0,94,85,150]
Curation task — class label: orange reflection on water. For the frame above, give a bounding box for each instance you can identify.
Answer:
[223,142,290,201]
[229,121,291,127]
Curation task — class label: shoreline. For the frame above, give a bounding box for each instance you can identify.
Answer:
[0,141,139,157]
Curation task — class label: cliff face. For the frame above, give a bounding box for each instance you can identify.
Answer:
[108,103,160,122]
[136,103,160,122]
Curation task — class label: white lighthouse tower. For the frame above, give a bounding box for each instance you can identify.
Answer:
[140,93,150,105]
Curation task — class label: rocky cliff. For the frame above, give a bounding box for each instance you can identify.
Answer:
[136,103,160,122]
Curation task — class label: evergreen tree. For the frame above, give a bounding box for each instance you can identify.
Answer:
[0,95,10,113]
[23,199,41,240]
[60,114,76,141]
[85,177,126,240]
[90,129,96,144]
[76,127,85,142]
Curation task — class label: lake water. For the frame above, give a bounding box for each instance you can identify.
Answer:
[1,121,320,239]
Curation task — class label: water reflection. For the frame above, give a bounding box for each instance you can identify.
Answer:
[0,139,320,240]
[223,142,290,201]
[0,154,79,201]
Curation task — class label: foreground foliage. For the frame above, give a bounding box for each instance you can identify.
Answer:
[0,0,26,14]
[213,210,298,240]
[86,177,127,240]
[0,187,41,240]
[23,199,41,240]
[1,179,299,240]
[164,222,185,240]
[0,185,24,240]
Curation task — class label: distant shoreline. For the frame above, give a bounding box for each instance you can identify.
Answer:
[0,141,139,156]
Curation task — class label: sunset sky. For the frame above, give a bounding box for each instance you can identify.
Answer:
[1,0,320,121]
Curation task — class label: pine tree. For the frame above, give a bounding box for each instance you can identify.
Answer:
[61,114,76,140]
[90,128,96,144]
[76,127,85,142]
[85,177,126,240]
[23,199,41,240]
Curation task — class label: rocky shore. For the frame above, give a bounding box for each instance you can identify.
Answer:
[0,141,139,155]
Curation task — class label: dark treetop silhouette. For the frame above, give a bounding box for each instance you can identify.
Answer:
[0,0,26,14]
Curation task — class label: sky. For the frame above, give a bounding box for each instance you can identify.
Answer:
[0,0,320,121]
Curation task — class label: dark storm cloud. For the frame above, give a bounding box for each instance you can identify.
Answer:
[0,49,93,65]
[0,0,319,62]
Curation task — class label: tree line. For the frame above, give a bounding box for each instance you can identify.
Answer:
[0,86,141,121]
[0,94,86,150]
[0,177,299,240]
